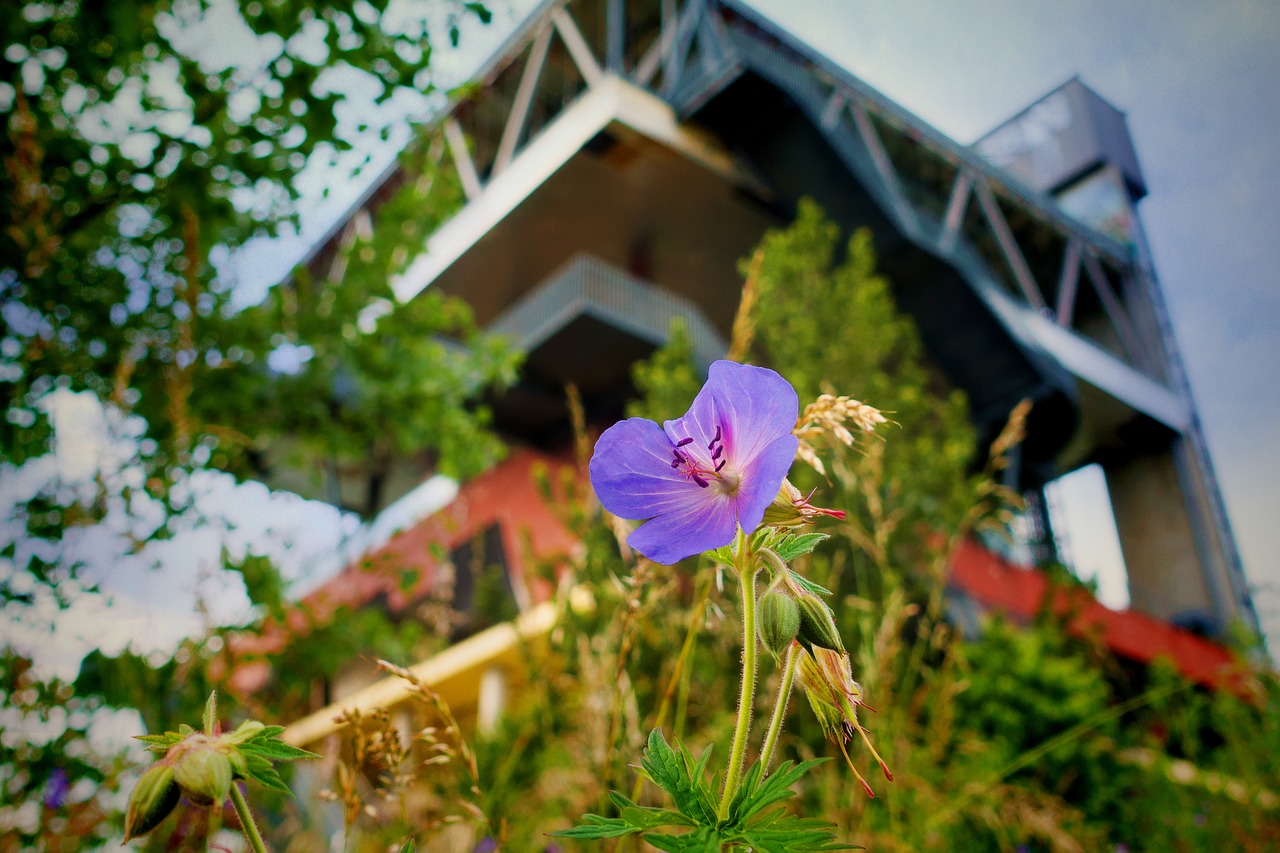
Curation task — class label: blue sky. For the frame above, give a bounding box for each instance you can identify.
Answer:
[733,0,1280,639]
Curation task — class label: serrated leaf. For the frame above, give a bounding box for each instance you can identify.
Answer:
[135,733,183,750]
[608,793,696,831]
[729,810,858,851]
[637,729,718,826]
[728,758,828,826]
[773,533,829,562]
[238,739,321,761]
[645,827,722,852]
[238,752,292,794]
[549,814,638,840]
[704,545,735,567]
[788,569,833,598]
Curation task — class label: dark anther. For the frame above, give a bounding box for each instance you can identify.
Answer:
[676,436,694,447]
[692,474,710,488]
[671,458,680,469]
[708,425,722,449]
[715,459,727,472]
[711,445,724,461]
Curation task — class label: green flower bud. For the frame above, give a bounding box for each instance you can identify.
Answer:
[174,741,233,806]
[757,588,801,658]
[124,762,179,841]
[795,591,845,653]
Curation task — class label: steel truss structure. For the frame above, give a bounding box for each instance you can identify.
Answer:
[303,0,1258,635]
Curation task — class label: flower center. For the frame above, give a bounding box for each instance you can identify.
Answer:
[670,424,729,489]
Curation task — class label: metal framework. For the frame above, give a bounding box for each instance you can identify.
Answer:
[304,0,1257,634]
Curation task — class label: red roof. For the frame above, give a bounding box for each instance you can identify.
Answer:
[949,539,1249,692]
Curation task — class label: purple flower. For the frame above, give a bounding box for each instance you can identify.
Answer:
[589,360,799,564]
[43,767,70,809]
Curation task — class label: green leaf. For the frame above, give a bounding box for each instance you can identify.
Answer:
[644,827,723,852]
[608,793,697,831]
[727,758,827,827]
[202,692,218,736]
[788,569,833,598]
[238,738,322,762]
[772,533,829,562]
[549,814,638,840]
[237,752,293,794]
[636,729,719,826]
[135,732,183,751]
[729,810,858,851]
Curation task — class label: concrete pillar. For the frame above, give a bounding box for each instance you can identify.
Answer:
[1102,440,1223,631]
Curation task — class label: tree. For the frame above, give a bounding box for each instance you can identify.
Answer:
[0,1,517,845]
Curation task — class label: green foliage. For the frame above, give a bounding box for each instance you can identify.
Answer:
[555,729,852,851]
[749,199,978,586]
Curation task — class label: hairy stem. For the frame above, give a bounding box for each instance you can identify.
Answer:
[229,783,269,853]
[719,533,759,820]
[758,641,800,773]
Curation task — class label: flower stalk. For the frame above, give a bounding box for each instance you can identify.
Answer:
[230,783,269,853]
[719,531,759,819]
[758,641,801,773]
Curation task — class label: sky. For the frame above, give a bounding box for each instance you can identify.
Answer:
[733,0,1280,639]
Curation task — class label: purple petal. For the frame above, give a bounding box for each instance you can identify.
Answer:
[682,361,798,469]
[627,487,738,564]
[589,417,700,520]
[733,433,799,535]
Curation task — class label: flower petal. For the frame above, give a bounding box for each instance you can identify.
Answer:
[589,417,700,520]
[680,361,798,469]
[627,487,738,564]
[733,433,799,535]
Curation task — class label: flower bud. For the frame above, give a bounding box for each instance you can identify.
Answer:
[124,762,179,841]
[757,588,801,658]
[795,591,845,653]
[762,480,846,528]
[174,741,233,806]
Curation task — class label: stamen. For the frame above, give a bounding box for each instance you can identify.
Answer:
[715,459,727,472]
[711,445,724,461]
[692,474,709,488]
[676,437,694,447]
[710,425,722,445]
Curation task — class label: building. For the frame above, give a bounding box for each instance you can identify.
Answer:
[260,0,1259,734]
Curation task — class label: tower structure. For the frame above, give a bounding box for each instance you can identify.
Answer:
[302,0,1258,636]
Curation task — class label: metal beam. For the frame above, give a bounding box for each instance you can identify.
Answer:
[1056,238,1082,327]
[982,285,1190,432]
[1083,249,1144,369]
[553,7,604,87]
[493,24,554,176]
[848,98,920,237]
[443,117,483,200]
[938,170,972,256]
[974,179,1048,312]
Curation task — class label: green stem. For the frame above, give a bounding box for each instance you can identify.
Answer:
[758,641,800,773]
[229,783,269,853]
[718,533,759,820]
